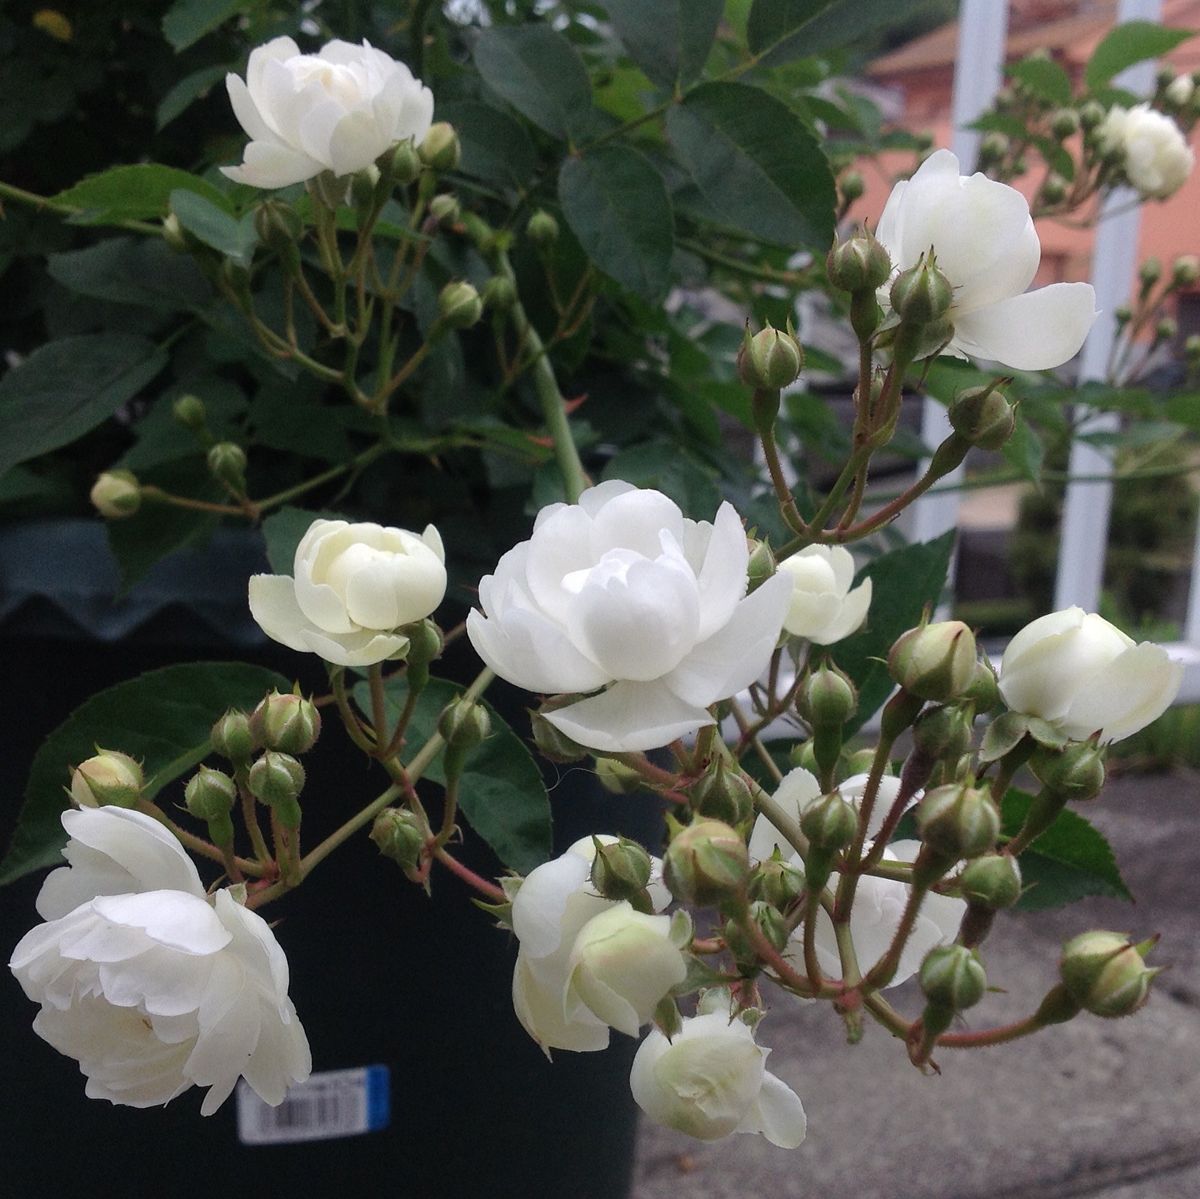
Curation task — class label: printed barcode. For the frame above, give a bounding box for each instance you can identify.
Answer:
[237,1065,390,1145]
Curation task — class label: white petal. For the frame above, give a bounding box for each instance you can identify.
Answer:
[91,891,232,956]
[249,574,322,652]
[297,626,408,668]
[466,606,609,695]
[220,140,324,189]
[951,284,1097,371]
[544,680,713,753]
[226,73,279,144]
[588,488,685,562]
[735,1070,807,1148]
[511,852,594,957]
[692,503,750,641]
[328,109,390,175]
[1060,642,1183,743]
[513,951,609,1054]
[808,578,872,646]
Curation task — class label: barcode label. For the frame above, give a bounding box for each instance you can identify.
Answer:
[237,1065,390,1144]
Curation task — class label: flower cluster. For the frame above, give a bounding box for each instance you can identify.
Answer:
[1097,103,1195,199]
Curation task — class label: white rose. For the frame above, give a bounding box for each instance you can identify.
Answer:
[998,607,1183,743]
[511,836,671,1054]
[750,771,959,988]
[778,545,872,644]
[1098,103,1195,199]
[8,808,310,1115]
[629,1012,807,1148]
[1166,74,1195,108]
[222,37,434,188]
[565,903,688,1037]
[249,518,447,667]
[466,481,792,752]
[876,148,1097,370]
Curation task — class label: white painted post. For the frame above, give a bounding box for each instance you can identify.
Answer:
[908,0,1011,548]
[1053,0,1163,612]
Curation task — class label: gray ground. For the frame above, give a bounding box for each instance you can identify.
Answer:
[632,769,1200,1199]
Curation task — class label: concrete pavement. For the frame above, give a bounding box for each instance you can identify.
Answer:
[632,769,1200,1199]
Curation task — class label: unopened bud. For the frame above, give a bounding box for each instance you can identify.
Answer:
[746,538,777,594]
[890,253,953,325]
[529,702,588,763]
[162,212,188,252]
[798,664,857,729]
[438,697,491,751]
[172,394,208,432]
[207,442,247,491]
[370,807,425,872]
[920,944,986,1010]
[1051,109,1080,139]
[429,193,461,225]
[1114,305,1133,328]
[965,656,1001,712]
[90,471,141,519]
[184,766,237,821]
[979,132,1010,163]
[1060,930,1158,1018]
[748,855,806,909]
[1040,173,1068,206]
[418,122,461,171]
[389,140,423,186]
[912,704,974,763]
[350,164,381,214]
[840,171,865,202]
[253,200,303,251]
[687,757,754,827]
[1166,73,1195,108]
[663,819,749,905]
[724,901,789,963]
[70,750,143,809]
[401,618,443,674]
[1080,100,1105,130]
[526,209,559,248]
[481,275,517,312]
[1172,255,1200,288]
[1155,317,1178,343]
[248,751,305,810]
[437,280,483,329]
[959,853,1023,910]
[1030,740,1106,801]
[1186,333,1200,361]
[590,837,653,903]
[211,709,256,763]
[252,691,322,756]
[889,620,978,702]
[949,383,1016,451]
[826,230,892,293]
[737,324,804,391]
[800,791,858,851]
[593,755,645,795]
[916,783,1000,859]
[1139,256,1162,288]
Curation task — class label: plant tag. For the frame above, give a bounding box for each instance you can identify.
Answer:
[236,1065,390,1144]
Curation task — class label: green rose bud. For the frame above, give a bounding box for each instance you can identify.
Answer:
[687,757,754,827]
[207,442,247,492]
[799,791,858,852]
[826,229,892,293]
[90,471,141,519]
[418,122,461,171]
[389,139,423,186]
[839,171,865,202]
[724,901,789,964]
[590,837,653,904]
[890,253,953,325]
[529,704,588,764]
[889,620,978,702]
[663,819,750,906]
[184,766,237,822]
[251,691,322,756]
[437,280,483,329]
[920,944,986,1011]
[1030,741,1106,802]
[248,751,305,812]
[428,193,461,225]
[737,324,804,391]
[593,756,645,795]
[1051,108,1081,139]
[481,275,517,312]
[70,750,144,809]
[1171,254,1200,287]
[959,853,1023,910]
[1060,930,1159,1018]
[370,807,426,873]
[171,394,208,433]
[949,383,1016,451]
[210,709,257,764]
[526,209,559,248]
[746,538,777,594]
[798,663,858,730]
[916,783,1000,859]
[911,704,974,763]
[438,697,492,752]
[748,855,806,909]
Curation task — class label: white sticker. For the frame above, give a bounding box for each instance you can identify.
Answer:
[237,1065,390,1145]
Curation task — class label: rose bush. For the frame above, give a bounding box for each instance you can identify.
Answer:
[1098,103,1195,199]
[876,149,1097,370]
[998,607,1183,743]
[222,36,434,187]
[9,807,310,1115]
[629,1011,807,1148]
[778,545,872,644]
[249,518,446,667]
[466,481,792,752]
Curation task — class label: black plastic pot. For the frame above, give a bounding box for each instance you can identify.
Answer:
[1,520,661,1199]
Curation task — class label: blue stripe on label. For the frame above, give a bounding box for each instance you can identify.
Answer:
[365,1064,391,1131]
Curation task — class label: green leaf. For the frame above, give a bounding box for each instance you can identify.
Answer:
[1165,392,1200,429]
[473,26,594,141]
[1008,57,1073,106]
[157,64,229,129]
[747,0,933,65]
[558,144,674,301]
[436,100,536,190]
[1002,411,1045,482]
[0,335,166,479]
[832,531,956,731]
[600,0,724,88]
[170,189,258,267]
[1002,789,1133,910]
[48,237,210,311]
[0,662,289,885]
[261,506,349,574]
[667,82,836,250]
[601,442,720,518]
[1085,21,1194,90]
[163,0,246,51]
[352,676,552,874]
[54,164,228,224]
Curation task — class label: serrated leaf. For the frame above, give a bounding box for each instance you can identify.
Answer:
[832,532,956,731]
[436,100,536,189]
[473,26,594,141]
[1002,788,1132,910]
[163,0,246,51]
[352,676,552,873]
[1008,57,1073,106]
[0,662,289,885]
[0,335,167,479]
[558,143,674,301]
[747,0,933,66]
[600,0,723,88]
[1085,21,1194,90]
[261,506,349,574]
[54,164,228,224]
[667,82,835,250]
[171,189,257,267]
[48,237,210,311]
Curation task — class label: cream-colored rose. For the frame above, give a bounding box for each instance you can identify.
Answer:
[778,545,871,644]
[1098,103,1195,199]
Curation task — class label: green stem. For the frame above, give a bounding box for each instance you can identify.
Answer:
[235,767,273,866]
[254,443,388,513]
[0,178,163,236]
[136,799,266,878]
